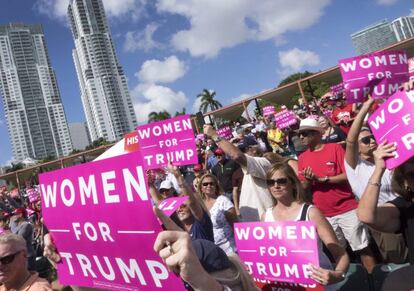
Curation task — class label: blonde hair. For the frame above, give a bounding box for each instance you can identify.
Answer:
[0,233,27,252]
[197,173,222,200]
[266,162,310,204]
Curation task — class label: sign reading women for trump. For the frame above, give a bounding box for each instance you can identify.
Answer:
[330,83,344,96]
[263,106,276,116]
[39,151,184,291]
[274,110,297,129]
[339,51,409,103]
[158,196,189,217]
[409,57,414,80]
[217,125,233,140]
[368,90,414,169]
[234,221,319,285]
[136,115,197,169]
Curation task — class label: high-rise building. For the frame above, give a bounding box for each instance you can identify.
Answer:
[68,0,137,142]
[391,16,414,42]
[68,122,91,150]
[0,23,73,162]
[351,20,397,54]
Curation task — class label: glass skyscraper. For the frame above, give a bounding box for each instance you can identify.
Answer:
[351,20,397,54]
[68,0,137,142]
[0,23,73,162]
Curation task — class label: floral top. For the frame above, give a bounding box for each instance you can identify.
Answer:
[209,195,236,254]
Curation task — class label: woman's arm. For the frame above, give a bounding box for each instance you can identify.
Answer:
[167,163,204,221]
[224,207,239,228]
[309,207,349,285]
[357,141,401,233]
[344,98,374,169]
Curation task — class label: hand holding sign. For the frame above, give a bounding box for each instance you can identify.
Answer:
[373,141,397,170]
[153,207,224,290]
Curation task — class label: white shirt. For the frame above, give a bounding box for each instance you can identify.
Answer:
[344,158,397,205]
[239,155,273,222]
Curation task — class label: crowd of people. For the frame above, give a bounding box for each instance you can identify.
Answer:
[0,82,414,290]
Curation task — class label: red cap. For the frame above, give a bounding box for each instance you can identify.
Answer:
[193,164,203,172]
[12,208,26,216]
[214,148,225,156]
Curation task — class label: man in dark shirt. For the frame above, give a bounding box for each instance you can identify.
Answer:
[211,148,240,202]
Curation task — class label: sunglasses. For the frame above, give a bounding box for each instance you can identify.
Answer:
[0,250,22,265]
[359,135,375,145]
[202,182,215,187]
[299,130,316,137]
[266,178,289,187]
[159,188,171,194]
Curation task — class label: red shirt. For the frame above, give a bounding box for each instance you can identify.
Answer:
[298,143,357,217]
[332,104,354,134]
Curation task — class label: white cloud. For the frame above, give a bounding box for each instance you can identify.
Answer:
[34,0,146,21]
[124,23,162,52]
[132,83,188,123]
[375,0,398,5]
[278,48,320,75]
[136,56,188,84]
[231,93,251,103]
[156,0,330,58]
[192,97,203,113]
[0,119,4,126]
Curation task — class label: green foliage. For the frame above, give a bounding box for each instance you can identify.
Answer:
[148,110,172,123]
[198,89,223,113]
[5,162,23,173]
[174,108,186,117]
[85,137,111,150]
[278,71,330,107]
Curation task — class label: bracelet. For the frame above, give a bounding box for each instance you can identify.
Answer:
[367,180,381,187]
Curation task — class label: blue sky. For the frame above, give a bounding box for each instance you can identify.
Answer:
[0,0,413,165]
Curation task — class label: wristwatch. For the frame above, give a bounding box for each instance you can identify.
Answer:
[212,135,223,143]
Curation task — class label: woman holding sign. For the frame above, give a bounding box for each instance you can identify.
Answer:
[262,162,349,288]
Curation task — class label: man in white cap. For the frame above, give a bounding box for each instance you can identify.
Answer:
[297,117,376,273]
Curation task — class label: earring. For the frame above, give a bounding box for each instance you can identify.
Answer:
[405,184,413,192]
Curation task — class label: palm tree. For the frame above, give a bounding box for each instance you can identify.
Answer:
[148,110,171,123]
[174,107,186,117]
[198,89,223,113]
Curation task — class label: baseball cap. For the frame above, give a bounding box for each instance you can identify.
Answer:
[159,180,174,190]
[214,148,225,156]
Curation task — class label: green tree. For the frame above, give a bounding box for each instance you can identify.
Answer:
[198,89,223,113]
[174,107,186,117]
[85,137,111,150]
[148,110,171,123]
[5,162,23,173]
[278,71,330,107]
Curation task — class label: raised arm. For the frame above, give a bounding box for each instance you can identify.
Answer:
[345,98,374,169]
[167,163,204,221]
[357,141,400,233]
[204,125,247,167]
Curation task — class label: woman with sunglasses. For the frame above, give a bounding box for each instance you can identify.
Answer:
[345,98,405,263]
[358,141,414,266]
[262,162,349,289]
[197,173,239,254]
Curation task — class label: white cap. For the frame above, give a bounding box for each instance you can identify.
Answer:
[159,180,174,190]
[298,118,324,134]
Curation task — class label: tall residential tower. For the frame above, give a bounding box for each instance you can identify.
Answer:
[0,23,73,162]
[68,0,137,142]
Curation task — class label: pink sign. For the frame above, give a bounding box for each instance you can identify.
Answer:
[263,106,276,117]
[136,115,198,169]
[196,133,204,141]
[26,208,35,216]
[216,125,233,140]
[330,83,344,95]
[27,188,39,203]
[158,196,189,217]
[274,110,297,129]
[234,221,319,285]
[409,57,414,80]
[368,90,414,169]
[39,151,184,290]
[339,51,409,103]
